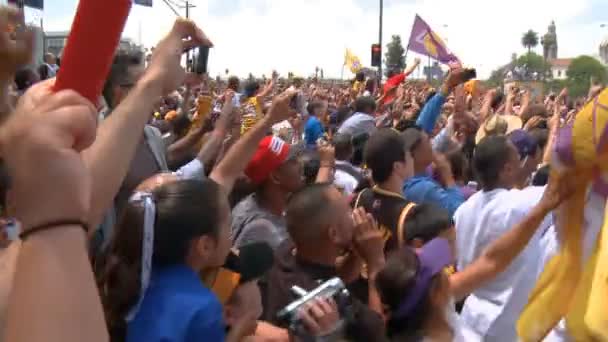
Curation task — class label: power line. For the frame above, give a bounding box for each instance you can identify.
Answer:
[161,0,180,16]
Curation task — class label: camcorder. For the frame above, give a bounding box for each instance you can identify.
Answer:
[277,277,352,340]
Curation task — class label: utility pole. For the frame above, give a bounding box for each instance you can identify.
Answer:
[378,0,383,81]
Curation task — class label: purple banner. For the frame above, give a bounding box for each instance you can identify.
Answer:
[407,14,459,65]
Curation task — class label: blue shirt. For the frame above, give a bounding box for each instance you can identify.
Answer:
[416,93,446,135]
[305,116,324,147]
[127,264,225,342]
[403,174,465,218]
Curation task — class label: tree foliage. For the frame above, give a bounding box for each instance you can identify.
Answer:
[385,35,406,77]
[516,52,550,77]
[522,30,539,53]
[566,55,608,98]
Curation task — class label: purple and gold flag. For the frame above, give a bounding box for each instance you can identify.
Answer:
[407,14,459,65]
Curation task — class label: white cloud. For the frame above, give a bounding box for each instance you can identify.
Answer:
[41,0,604,78]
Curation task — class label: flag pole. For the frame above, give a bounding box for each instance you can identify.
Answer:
[427,55,431,82]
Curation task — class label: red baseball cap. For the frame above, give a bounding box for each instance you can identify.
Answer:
[245,136,298,184]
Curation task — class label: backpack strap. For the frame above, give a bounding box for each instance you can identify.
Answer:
[397,203,416,248]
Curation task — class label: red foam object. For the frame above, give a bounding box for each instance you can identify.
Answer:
[53,0,132,104]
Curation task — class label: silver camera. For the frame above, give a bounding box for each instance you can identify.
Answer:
[277,277,351,338]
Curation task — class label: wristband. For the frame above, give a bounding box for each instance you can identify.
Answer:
[19,220,89,240]
[319,162,335,169]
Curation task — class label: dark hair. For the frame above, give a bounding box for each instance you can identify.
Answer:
[376,248,437,338]
[404,204,451,243]
[37,64,49,81]
[102,51,143,109]
[171,112,192,138]
[394,119,418,132]
[528,128,549,151]
[300,150,321,185]
[401,127,424,153]
[244,80,260,98]
[354,96,376,114]
[364,129,406,183]
[96,179,225,341]
[286,183,335,243]
[0,160,10,214]
[334,106,352,126]
[14,68,35,91]
[424,91,436,105]
[228,76,240,91]
[307,101,323,116]
[491,91,504,111]
[473,135,512,190]
[333,133,353,161]
[532,164,550,186]
[446,149,468,183]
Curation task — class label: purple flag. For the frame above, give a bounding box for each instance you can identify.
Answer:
[407,15,459,65]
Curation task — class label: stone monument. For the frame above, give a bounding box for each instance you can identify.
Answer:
[541,21,558,61]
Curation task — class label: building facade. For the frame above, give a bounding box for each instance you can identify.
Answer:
[43,31,144,58]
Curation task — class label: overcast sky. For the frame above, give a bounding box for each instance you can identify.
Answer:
[25,0,608,78]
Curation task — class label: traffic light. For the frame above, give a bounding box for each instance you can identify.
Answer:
[371,44,382,67]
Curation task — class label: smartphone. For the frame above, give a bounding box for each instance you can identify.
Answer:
[195,46,210,75]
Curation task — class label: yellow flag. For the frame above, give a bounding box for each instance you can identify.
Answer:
[344,48,362,73]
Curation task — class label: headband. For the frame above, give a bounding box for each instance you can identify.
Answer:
[125,192,156,322]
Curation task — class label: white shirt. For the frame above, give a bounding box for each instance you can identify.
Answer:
[541,189,605,342]
[454,186,552,342]
[333,160,361,195]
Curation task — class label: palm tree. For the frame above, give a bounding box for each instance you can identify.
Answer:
[522,30,539,54]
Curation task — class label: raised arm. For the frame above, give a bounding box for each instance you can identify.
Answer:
[210,89,296,193]
[194,92,237,168]
[257,77,275,100]
[403,58,421,77]
[80,19,210,230]
[449,170,576,301]
[3,81,108,342]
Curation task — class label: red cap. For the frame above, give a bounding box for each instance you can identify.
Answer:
[245,136,292,184]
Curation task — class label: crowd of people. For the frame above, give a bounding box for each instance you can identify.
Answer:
[0,5,606,342]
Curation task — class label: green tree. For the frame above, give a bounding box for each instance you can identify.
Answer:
[566,55,608,97]
[516,52,550,79]
[522,30,539,54]
[385,35,406,77]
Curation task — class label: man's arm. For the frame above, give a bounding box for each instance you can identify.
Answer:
[80,19,208,231]
[81,78,162,231]
[416,68,466,134]
[210,89,295,194]
[449,171,575,301]
[405,180,464,218]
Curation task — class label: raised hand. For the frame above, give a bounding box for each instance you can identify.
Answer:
[143,18,212,97]
[265,88,298,125]
[0,80,97,230]
[298,298,340,337]
[352,208,385,274]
